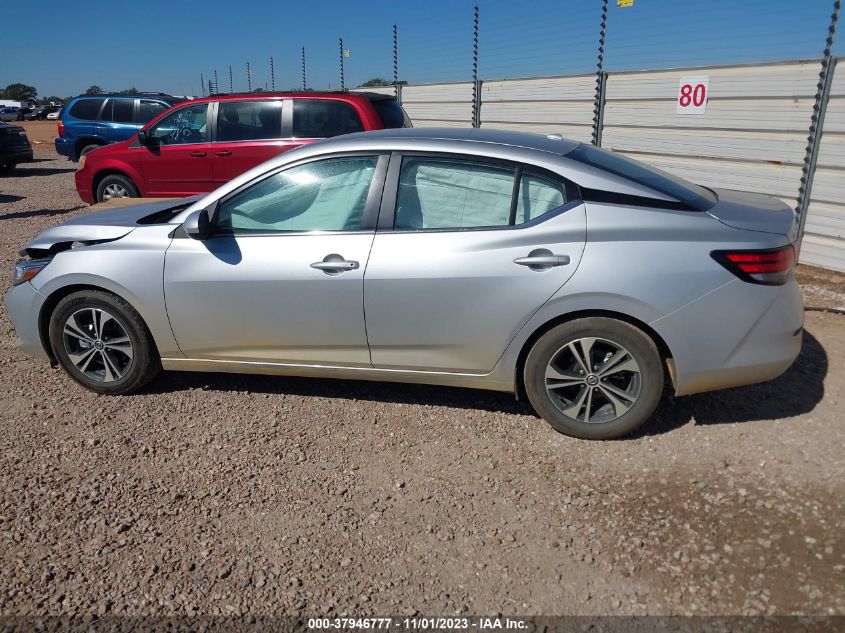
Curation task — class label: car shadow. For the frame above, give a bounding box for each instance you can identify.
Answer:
[147,330,826,435]
[0,194,26,204]
[0,205,84,221]
[13,167,77,177]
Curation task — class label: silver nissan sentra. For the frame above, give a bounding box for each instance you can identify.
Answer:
[5,129,803,439]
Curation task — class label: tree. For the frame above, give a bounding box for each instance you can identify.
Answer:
[357,78,408,88]
[85,85,103,95]
[118,87,139,96]
[40,96,63,105]
[1,83,37,103]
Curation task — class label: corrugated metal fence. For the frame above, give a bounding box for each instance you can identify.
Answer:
[356,58,845,272]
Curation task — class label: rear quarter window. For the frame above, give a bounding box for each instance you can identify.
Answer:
[370,99,411,129]
[68,98,105,121]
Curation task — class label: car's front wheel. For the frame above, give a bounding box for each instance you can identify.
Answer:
[95,174,139,203]
[48,290,160,394]
[524,317,664,440]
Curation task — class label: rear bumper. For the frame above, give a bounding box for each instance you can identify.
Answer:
[0,145,33,164]
[55,137,74,159]
[653,277,804,397]
[3,281,50,362]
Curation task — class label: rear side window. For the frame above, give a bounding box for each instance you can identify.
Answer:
[395,158,515,230]
[292,100,364,138]
[369,98,411,129]
[139,100,168,124]
[567,143,716,211]
[217,100,283,142]
[515,170,566,224]
[101,98,135,123]
[69,98,104,121]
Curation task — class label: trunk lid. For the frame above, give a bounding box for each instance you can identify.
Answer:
[706,188,798,242]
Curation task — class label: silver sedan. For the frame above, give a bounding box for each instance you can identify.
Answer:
[5,129,803,439]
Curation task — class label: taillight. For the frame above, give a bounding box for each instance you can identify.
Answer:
[57,120,64,137]
[711,245,796,285]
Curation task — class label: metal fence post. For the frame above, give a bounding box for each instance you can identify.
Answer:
[796,1,840,257]
[301,47,307,90]
[592,0,609,146]
[471,5,480,128]
[339,38,346,91]
[246,62,252,92]
[229,66,233,93]
[270,57,275,91]
[393,24,402,104]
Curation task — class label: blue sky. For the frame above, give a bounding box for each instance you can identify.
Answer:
[2,0,837,99]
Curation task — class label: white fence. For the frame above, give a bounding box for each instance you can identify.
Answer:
[357,58,845,272]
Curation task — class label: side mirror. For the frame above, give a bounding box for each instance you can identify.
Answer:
[183,208,214,240]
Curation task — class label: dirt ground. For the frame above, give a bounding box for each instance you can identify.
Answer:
[0,152,844,618]
[18,120,59,147]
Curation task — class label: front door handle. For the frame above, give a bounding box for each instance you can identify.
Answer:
[215,150,232,157]
[514,254,570,267]
[191,150,207,158]
[311,254,359,274]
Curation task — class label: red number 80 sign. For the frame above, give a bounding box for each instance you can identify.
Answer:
[677,75,709,114]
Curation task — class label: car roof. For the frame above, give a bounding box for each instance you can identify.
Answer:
[312,127,581,156]
[186,90,393,105]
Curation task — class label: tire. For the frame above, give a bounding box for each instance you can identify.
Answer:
[48,290,160,395]
[0,163,16,175]
[78,143,101,160]
[524,317,664,440]
[95,173,139,203]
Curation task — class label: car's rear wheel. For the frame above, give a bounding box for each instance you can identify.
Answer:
[95,174,139,203]
[524,317,664,440]
[48,290,160,395]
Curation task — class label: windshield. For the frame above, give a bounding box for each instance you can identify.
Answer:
[370,98,412,129]
[567,143,717,211]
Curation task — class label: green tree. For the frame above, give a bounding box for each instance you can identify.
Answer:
[357,78,407,88]
[1,83,38,102]
[119,87,139,96]
[85,85,103,95]
[40,95,63,105]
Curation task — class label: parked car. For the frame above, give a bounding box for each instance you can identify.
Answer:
[73,91,411,203]
[55,93,185,162]
[46,109,61,120]
[6,129,803,440]
[16,107,33,121]
[24,106,58,121]
[0,108,20,122]
[0,121,33,174]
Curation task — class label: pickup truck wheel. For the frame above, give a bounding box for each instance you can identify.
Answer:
[96,174,139,203]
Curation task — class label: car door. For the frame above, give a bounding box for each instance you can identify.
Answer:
[364,153,587,373]
[95,98,138,144]
[211,99,300,184]
[139,102,213,196]
[164,153,387,366]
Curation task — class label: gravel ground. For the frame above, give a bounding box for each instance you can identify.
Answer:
[1,153,844,618]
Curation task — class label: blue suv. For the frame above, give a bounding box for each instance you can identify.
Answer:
[56,93,185,161]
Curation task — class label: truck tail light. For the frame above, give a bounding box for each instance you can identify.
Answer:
[711,245,796,285]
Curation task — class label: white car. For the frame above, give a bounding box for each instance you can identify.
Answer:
[46,110,61,120]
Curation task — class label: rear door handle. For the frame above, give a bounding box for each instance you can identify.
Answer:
[514,255,570,267]
[191,151,207,158]
[311,255,359,274]
[215,150,232,157]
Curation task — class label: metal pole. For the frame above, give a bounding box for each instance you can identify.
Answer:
[229,66,233,93]
[247,62,252,92]
[301,47,307,90]
[270,57,275,91]
[214,70,218,94]
[471,5,480,128]
[592,0,609,146]
[200,73,205,97]
[797,0,840,257]
[393,24,401,103]
[339,38,345,91]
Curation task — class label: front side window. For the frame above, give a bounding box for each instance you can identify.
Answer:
[148,103,209,145]
[293,100,364,138]
[216,156,378,233]
[217,100,283,142]
[139,100,168,124]
[69,98,104,121]
[395,158,516,230]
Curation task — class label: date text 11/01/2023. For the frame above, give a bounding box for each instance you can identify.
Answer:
[307,618,529,630]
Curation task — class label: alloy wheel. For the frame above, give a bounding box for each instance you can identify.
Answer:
[102,183,129,200]
[62,308,134,382]
[544,337,642,424]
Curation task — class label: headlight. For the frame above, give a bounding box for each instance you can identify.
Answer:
[79,155,86,168]
[11,260,50,286]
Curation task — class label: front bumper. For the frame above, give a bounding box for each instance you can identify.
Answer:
[3,281,50,362]
[74,168,94,205]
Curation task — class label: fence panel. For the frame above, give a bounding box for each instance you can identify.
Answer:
[399,82,474,127]
[802,60,845,272]
[479,75,595,143]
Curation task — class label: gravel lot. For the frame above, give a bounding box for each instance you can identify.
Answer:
[1,150,844,618]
